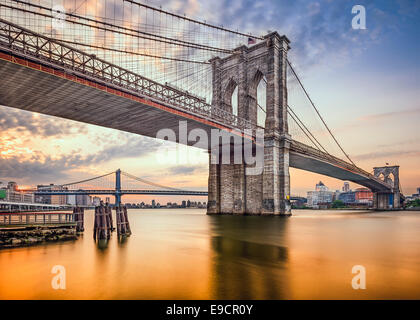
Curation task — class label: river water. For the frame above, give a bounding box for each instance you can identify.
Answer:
[0,209,419,299]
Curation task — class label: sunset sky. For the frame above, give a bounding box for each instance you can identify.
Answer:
[0,0,419,203]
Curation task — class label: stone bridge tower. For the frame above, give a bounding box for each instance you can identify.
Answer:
[372,165,401,210]
[207,32,292,216]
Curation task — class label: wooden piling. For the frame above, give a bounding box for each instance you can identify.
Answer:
[105,205,112,239]
[93,206,98,240]
[73,207,84,232]
[123,206,131,235]
[94,203,113,240]
[80,207,85,231]
[100,205,107,240]
[107,204,114,232]
[115,205,131,237]
[116,205,122,236]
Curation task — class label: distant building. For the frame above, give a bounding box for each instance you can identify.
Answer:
[339,191,356,204]
[355,188,373,205]
[92,196,101,206]
[67,194,76,206]
[0,182,35,203]
[337,188,373,206]
[76,192,91,206]
[316,181,328,192]
[334,190,341,201]
[342,182,350,192]
[307,181,334,208]
[36,184,66,205]
[0,188,6,201]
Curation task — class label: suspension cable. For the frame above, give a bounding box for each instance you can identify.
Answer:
[123,0,263,40]
[3,1,233,54]
[287,109,322,152]
[287,105,331,155]
[58,171,115,187]
[287,59,357,166]
[55,39,210,65]
[121,171,182,191]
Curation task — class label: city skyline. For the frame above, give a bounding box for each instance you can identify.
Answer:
[1,0,420,202]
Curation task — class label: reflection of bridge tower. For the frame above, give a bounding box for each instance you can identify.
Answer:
[372,166,401,210]
[208,32,291,216]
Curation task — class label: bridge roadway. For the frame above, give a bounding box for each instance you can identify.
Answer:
[0,19,392,194]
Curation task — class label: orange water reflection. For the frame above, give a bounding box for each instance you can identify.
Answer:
[0,209,419,299]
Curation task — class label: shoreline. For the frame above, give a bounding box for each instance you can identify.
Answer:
[0,225,78,249]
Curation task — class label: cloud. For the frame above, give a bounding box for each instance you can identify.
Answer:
[168,164,206,175]
[86,136,161,163]
[353,149,420,161]
[0,135,161,184]
[358,108,420,121]
[176,0,411,72]
[0,154,79,183]
[0,106,88,137]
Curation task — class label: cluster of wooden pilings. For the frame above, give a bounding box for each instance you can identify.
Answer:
[93,204,113,240]
[116,205,131,237]
[73,207,84,232]
[93,203,130,240]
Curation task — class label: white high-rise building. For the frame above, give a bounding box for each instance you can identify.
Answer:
[67,194,76,205]
[307,181,334,208]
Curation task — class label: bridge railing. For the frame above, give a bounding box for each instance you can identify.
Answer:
[0,18,255,131]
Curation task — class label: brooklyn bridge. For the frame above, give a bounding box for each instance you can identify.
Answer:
[0,0,403,214]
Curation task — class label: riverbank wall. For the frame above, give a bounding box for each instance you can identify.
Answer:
[0,225,78,248]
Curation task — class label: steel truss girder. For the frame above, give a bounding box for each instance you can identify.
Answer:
[0,18,254,130]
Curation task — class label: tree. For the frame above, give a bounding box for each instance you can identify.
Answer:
[407,199,420,208]
[332,200,346,208]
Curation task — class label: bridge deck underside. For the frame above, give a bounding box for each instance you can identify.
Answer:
[0,58,229,145]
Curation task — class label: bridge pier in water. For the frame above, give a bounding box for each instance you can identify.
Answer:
[372,166,401,210]
[207,32,292,216]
